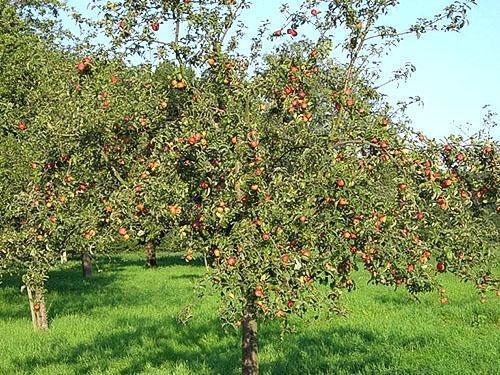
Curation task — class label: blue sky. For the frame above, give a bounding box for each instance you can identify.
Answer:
[67,0,499,140]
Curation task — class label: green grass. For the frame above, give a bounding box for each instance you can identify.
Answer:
[0,253,498,375]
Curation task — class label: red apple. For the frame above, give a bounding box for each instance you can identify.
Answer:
[436,262,445,272]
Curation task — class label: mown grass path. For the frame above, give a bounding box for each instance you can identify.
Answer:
[1,253,498,374]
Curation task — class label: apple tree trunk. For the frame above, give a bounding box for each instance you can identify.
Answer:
[242,304,259,375]
[27,286,48,331]
[82,251,92,278]
[145,240,157,268]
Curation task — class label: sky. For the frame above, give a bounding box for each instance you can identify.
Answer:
[66,0,500,140]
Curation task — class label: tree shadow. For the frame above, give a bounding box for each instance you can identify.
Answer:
[12,313,441,374]
[0,273,30,320]
[15,316,241,374]
[96,252,205,270]
[0,253,203,322]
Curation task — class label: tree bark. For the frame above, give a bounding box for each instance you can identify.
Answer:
[242,304,259,375]
[27,286,48,331]
[82,251,92,278]
[145,240,157,268]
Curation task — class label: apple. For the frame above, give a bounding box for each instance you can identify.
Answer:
[440,179,452,188]
[33,303,40,312]
[436,262,445,272]
[300,249,311,257]
[287,300,295,308]
[17,121,27,130]
[76,61,86,72]
[151,22,159,31]
[118,227,127,236]
[226,256,237,266]
[255,286,263,297]
[311,9,319,16]
[248,140,258,148]
[407,264,414,272]
[262,233,271,240]
[337,178,345,187]
[416,212,424,220]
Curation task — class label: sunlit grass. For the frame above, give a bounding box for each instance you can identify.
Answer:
[0,252,498,374]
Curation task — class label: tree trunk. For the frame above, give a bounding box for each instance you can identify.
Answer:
[242,304,259,375]
[145,241,157,268]
[82,251,92,278]
[27,286,48,331]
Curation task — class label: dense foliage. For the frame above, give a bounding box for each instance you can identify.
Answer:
[0,0,497,373]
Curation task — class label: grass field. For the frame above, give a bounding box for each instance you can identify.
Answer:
[0,252,498,375]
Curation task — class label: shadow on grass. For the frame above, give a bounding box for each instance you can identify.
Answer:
[15,316,241,374]
[96,252,205,270]
[0,253,202,322]
[12,314,439,374]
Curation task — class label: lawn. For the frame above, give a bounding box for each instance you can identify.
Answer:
[0,252,498,375]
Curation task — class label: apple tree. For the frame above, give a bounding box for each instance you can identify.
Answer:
[0,0,151,327]
[73,1,498,373]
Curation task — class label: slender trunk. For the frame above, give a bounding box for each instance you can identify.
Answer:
[145,241,157,268]
[82,251,92,278]
[242,304,259,375]
[35,288,48,330]
[27,286,48,331]
[26,286,37,330]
